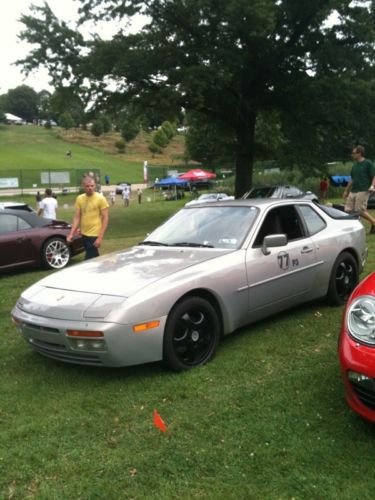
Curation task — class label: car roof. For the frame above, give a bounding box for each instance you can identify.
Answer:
[185,197,311,208]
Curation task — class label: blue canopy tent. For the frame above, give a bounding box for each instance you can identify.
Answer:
[154,176,188,187]
[154,176,189,200]
[330,175,351,187]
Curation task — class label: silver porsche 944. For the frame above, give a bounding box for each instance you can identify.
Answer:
[12,199,367,371]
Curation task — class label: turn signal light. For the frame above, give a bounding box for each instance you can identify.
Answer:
[132,321,160,333]
[67,330,104,337]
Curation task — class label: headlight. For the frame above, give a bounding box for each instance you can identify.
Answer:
[347,296,375,345]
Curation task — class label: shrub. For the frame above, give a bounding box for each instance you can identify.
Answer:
[115,139,126,153]
[91,120,103,138]
[153,128,169,148]
[149,142,162,155]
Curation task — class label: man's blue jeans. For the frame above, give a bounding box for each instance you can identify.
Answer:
[83,235,99,260]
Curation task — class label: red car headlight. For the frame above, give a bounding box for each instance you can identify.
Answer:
[347,295,375,345]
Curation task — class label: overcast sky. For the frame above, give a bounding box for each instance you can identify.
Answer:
[0,0,144,94]
[0,1,81,93]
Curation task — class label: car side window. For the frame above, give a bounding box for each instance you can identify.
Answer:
[0,214,18,233]
[253,205,304,246]
[0,214,32,234]
[18,217,32,230]
[298,205,326,236]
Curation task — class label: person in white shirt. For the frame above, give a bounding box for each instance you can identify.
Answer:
[38,188,58,219]
[122,185,130,207]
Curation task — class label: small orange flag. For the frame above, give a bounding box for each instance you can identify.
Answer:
[153,409,167,432]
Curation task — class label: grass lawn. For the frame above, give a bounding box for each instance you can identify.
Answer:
[0,125,186,186]
[1,195,375,498]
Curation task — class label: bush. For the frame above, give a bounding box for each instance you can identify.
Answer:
[161,120,175,140]
[153,128,169,148]
[91,120,104,138]
[149,142,162,155]
[115,139,126,153]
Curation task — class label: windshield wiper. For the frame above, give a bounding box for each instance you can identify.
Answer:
[139,240,169,246]
[171,242,214,248]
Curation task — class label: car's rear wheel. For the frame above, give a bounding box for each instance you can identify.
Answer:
[327,251,358,305]
[42,237,71,270]
[163,296,221,371]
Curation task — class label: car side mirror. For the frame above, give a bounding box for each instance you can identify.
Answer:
[262,234,288,255]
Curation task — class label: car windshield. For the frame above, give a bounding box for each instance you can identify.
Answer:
[143,205,258,249]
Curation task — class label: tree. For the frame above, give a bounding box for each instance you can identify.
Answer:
[91,119,104,138]
[59,111,75,131]
[18,1,375,196]
[5,85,39,122]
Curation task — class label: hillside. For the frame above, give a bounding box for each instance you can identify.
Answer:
[0,125,188,184]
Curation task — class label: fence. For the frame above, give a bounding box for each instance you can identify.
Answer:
[0,168,102,194]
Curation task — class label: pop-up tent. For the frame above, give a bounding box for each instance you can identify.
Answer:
[178,169,216,181]
[154,176,188,187]
[330,175,351,187]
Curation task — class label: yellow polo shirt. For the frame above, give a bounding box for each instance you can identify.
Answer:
[75,193,109,236]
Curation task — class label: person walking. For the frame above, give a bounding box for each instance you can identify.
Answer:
[137,188,143,204]
[343,145,375,234]
[122,184,130,207]
[38,188,58,219]
[67,176,109,259]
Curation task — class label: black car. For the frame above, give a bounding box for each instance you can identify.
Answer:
[115,182,132,194]
[242,185,318,202]
[0,209,84,272]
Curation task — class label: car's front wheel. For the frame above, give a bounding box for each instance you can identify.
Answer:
[163,296,221,371]
[327,251,358,305]
[41,237,71,270]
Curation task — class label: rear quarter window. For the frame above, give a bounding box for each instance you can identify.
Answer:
[298,205,326,236]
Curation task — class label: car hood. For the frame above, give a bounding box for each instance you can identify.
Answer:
[31,245,230,297]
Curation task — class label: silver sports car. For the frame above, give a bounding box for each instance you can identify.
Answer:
[12,199,367,371]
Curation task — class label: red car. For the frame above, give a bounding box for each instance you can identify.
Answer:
[339,272,375,422]
[0,209,84,272]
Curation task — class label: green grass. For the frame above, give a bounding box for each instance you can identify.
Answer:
[0,125,145,184]
[1,196,375,498]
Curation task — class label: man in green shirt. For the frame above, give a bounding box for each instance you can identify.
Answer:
[343,145,375,234]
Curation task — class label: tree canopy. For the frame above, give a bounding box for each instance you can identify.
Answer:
[18,0,375,196]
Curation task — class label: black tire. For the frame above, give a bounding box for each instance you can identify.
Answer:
[163,296,221,371]
[327,251,358,306]
[41,237,71,270]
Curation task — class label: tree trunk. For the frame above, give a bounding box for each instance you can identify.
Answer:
[234,110,256,198]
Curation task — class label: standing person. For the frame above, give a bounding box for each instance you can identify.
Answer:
[343,145,375,234]
[35,191,42,211]
[105,174,110,186]
[38,188,58,219]
[109,190,116,206]
[122,184,130,207]
[319,176,329,202]
[137,188,143,204]
[67,176,109,259]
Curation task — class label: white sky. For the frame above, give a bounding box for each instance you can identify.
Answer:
[0,0,80,93]
[0,0,144,95]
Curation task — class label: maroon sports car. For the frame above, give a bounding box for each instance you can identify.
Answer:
[0,209,84,272]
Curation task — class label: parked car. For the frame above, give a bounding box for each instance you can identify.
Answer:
[0,201,35,212]
[185,192,234,207]
[115,182,132,195]
[242,185,319,202]
[338,272,375,422]
[0,209,84,272]
[12,199,366,371]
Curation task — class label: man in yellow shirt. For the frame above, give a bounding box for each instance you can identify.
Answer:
[67,176,109,259]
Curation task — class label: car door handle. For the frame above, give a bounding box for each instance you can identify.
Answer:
[16,237,26,242]
[301,246,313,254]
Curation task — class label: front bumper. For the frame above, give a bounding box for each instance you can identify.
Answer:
[12,304,166,368]
[339,330,375,422]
